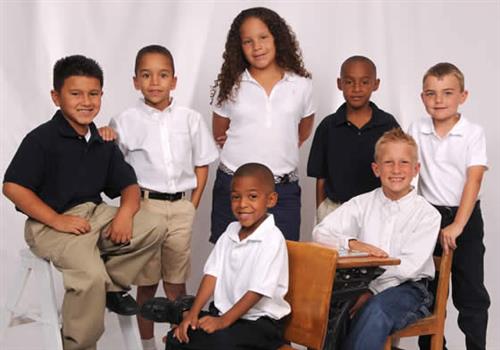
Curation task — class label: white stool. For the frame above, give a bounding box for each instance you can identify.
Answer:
[0,248,142,350]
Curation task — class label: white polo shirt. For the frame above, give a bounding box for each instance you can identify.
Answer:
[110,99,219,193]
[313,188,440,294]
[213,70,314,175]
[408,116,488,206]
[203,215,290,320]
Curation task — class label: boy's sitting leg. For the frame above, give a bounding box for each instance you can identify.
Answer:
[25,202,165,350]
[164,312,283,350]
[342,280,432,350]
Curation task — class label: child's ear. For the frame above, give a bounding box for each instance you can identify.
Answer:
[171,76,178,90]
[373,78,380,91]
[337,78,342,90]
[371,162,380,177]
[267,191,278,209]
[460,89,469,104]
[50,90,61,107]
[133,76,140,90]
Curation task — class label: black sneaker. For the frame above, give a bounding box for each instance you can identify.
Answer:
[106,291,139,315]
[141,295,195,324]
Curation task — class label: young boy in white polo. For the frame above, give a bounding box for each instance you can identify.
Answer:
[409,62,490,350]
[141,163,290,350]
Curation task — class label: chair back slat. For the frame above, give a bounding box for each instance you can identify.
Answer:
[283,241,338,350]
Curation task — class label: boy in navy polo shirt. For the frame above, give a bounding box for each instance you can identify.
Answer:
[308,56,399,222]
[3,55,166,350]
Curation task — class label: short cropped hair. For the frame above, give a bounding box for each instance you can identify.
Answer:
[53,55,103,92]
[340,55,377,77]
[134,45,175,75]
[374,128,418,162]
[233,163,275,192]
[423,62,465,92]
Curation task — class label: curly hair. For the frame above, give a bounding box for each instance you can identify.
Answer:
[211,7,311,106]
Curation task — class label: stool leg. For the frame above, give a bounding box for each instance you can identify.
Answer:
[118,315,142,350]
[0,259,32,338]
[34,260,63,350]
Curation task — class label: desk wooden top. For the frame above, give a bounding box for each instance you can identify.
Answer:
[337,255,400,269]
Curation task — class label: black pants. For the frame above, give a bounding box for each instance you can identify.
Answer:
[165,308,285,350]
[419,201,490,350]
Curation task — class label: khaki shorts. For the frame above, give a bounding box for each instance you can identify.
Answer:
[134,198,196,285]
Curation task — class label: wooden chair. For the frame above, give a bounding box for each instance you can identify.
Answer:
[279,241,338,350]
[384,251,454,350]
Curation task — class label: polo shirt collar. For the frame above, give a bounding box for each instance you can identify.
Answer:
[241,69,296,83]
[53,110,102,143]
[227,214,276,243]
[137,97,176,117]
[420,114,467,137]
[333,102,387,127]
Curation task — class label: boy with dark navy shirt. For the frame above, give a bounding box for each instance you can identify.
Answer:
[3,55,166,350]
[308,56,399,222]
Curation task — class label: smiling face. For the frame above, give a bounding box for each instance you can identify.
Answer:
[51,75,102,135]
[134,52,177,111]
[231,175,277,237]
[240,16,278,73]
[421,74,468,126]
[372,141,420,201]
[337,60,379,111]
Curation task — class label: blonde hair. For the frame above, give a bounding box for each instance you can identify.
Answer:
[374,128,418,162]
[423,62,465,92]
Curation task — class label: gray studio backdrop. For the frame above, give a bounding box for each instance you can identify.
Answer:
[1,1,499,349]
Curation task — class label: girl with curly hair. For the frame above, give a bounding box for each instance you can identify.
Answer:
[210,7,315,243]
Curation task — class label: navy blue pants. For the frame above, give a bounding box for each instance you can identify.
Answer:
[419,201,490,350]
[210,169,301,243]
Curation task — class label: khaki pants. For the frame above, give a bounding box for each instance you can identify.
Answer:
[316,197,342,223]
[24,202,166,350]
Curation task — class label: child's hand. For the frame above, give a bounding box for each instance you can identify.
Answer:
[349,291,373,318]
[215,135,227,148]
[198,315,227,334]
[105,212,133,243]
[439,223,463,254]
[348,240,388,258]
[98,126,117,142]
[50,214,91,234]
[174,313,199,343]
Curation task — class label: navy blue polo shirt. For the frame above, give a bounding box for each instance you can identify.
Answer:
[4,110,137,214]
[307,102,400,203]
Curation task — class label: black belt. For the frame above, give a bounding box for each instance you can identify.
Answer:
[141,190,184,201]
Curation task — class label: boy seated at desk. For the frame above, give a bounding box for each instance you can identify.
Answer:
[312,128,441,350]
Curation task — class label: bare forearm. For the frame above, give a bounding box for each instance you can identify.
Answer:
[3,182,59,225]
[189,275,217,316]
[316,178,327,208]
[213,113,230,148]
[116,184,140,217]
[219,291,262,327]
[298,114,314,146]
[453,166,484,229]
[191,165,209,208]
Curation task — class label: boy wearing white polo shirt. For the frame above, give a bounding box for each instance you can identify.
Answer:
[409,63,490,350]
[142,163,290,350]
[108,45,218,349]
[313,128,440,350]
